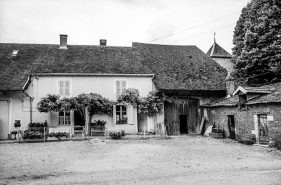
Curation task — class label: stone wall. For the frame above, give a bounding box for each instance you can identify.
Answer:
[206,103,281,145]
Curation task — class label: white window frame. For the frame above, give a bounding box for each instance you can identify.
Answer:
[57,79,72,97]
[115,79,127,96]
[59,111,71,125]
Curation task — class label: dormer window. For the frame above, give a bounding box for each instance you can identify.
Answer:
[12,50,19,56]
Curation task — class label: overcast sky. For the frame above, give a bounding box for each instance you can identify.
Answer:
[0,0,250,53]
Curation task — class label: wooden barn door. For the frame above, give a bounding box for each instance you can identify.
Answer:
[164,98,199,135]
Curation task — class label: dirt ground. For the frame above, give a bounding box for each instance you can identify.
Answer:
[1,135,281,185]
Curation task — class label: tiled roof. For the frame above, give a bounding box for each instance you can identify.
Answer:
[233,86,272,95]
[206,41,232,58]
[0,44,151,90]
[200,96,238,107]
[133,43,227,91]
[246,82,281,105]
[0,42,227,91]
[243,87,272,94]
[203,82,281,107]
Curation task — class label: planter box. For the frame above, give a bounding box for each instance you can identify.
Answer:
[47,137,59,141]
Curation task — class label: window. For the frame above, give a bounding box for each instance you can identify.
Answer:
[12,50,19,56]
[116,105,127,124]
[59,112,70,125]
[116,80,127,95]
[58,80,71,96]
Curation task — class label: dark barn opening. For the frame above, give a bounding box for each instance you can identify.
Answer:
[180,115,188,134]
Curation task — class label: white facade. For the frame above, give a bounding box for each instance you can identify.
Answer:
[0,74,163,139]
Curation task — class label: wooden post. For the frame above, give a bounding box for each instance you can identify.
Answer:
[199,117,206,135]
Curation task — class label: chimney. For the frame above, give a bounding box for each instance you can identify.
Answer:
[59,34,68,49]
[100,39,107,46]
[225,69,236,97]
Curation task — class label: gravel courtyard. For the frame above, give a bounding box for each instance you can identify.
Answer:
[1,135,281,185]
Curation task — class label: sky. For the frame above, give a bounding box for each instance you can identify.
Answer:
[0,0,250,54]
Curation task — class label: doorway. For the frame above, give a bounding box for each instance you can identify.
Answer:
[227,115,235,139]
[180,115,188,134]
[0,100,9,140]
[258,114,269,144]
[74,110,85,130]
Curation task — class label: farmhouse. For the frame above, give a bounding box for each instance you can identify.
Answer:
[0,35,227,139]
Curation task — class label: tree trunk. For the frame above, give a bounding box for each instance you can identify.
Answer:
[88,114,93,136]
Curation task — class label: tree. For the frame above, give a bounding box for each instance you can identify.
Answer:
[232,0,281,85]
[37,93,113,135]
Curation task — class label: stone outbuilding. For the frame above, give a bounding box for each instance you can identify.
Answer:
[201,76,281,147]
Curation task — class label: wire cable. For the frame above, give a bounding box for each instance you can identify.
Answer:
[169,23,236,44]
[148,11,240,43]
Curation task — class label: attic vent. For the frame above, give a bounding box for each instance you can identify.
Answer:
[12,50,19,56]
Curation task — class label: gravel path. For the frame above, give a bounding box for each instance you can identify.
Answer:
[1,135,281,185]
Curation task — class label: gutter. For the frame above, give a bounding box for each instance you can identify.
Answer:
[33,73,155,77]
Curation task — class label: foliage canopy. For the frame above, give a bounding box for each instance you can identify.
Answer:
[232,0,281,85]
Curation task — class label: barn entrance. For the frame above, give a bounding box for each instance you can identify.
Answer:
[164,98,199,135]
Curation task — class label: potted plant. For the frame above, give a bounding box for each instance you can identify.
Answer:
[121,130,126,136]
[10,131,17,140]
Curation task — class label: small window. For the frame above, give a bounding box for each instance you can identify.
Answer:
[12,50,19,56]
[116,80,127,95]
[116,105,127,124]
[59,112,70,125]
[58,80,71,96]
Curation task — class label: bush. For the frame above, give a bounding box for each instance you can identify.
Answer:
[109,131,122,139]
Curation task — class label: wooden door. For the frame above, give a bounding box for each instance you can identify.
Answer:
[0,100,9,140]
[258,114,269,143]
[164,98,199,135]
[227,115,235,139]
[138,113,147,132]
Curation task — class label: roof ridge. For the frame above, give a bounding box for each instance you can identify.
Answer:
[133,42,196,47]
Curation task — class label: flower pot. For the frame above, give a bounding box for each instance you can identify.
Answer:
[11,134,16,140]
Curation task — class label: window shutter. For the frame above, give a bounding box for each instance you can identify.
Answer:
[113,105,116,125]
[59,81,64,96]
[65,81,70,96]
[122,81,127,94]
[116,81,121,95]
[127,105,134,125]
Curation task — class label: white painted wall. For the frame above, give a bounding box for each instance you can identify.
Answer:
[3,75,156,135]
[212,58,234,72]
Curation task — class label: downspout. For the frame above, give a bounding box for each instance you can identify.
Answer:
[23,91,34,124]
[23,74,34,124]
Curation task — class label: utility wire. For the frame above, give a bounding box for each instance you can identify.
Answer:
[169,23,236,44]
[148,11,240,43]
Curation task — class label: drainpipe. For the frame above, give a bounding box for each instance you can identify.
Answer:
[23,91,34,123]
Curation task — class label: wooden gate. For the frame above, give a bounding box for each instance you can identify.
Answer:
[258,114,269,144]
[164,98,199,135]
